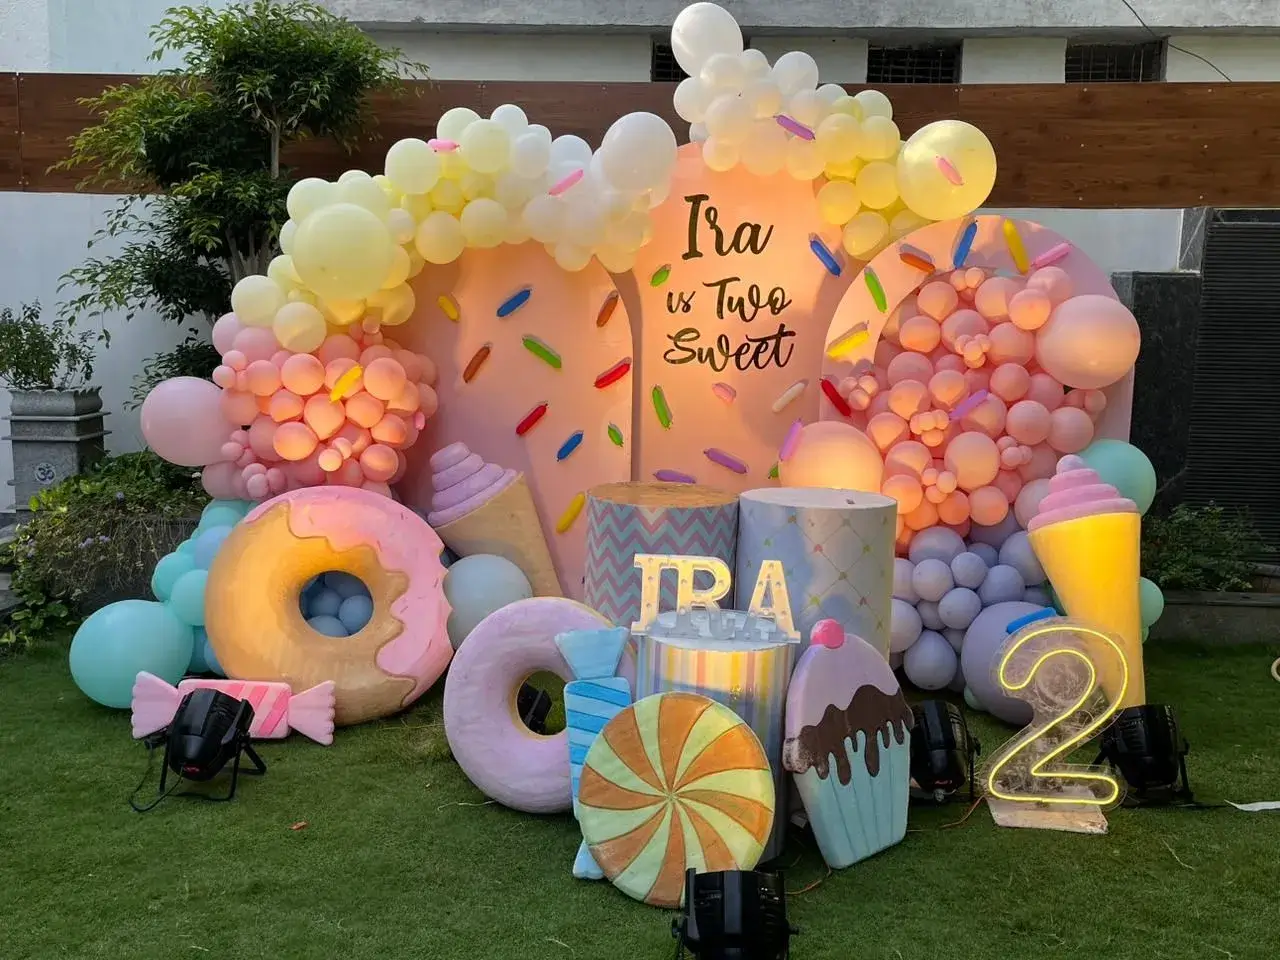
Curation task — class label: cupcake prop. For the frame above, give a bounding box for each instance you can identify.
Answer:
[783,619,913,869]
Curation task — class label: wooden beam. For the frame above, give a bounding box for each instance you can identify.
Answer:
[4,73,1279,207]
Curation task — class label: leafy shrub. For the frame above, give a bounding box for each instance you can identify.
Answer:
[1141,504,1271,592]
[127,334,222,409]
[0,302,96,390]
[1,452,208,652]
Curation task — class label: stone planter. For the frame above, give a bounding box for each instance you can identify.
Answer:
[3,387,109,515]
[1148,591,1280,645]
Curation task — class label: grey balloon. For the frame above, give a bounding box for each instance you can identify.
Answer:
[960,600,1044,725]
[903,629,958,690]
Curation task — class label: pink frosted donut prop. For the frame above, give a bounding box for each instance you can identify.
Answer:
[205,486,452,727]
[443,597,636,814]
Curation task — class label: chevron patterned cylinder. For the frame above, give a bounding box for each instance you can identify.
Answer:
[584,482,739,627]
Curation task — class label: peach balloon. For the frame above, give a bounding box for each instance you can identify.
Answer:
[974,277,1019,320]
[969,485,1010,526]
[987,322,1035,366]
[1036,294,1141,389]
[268,389,304,423]
[904,498,940,531]
[884,439,932,479]
[867,412,909,451]
[387,380,422,415]
[280,354,325,395]
[882,474,923,515]
[963,268,985,290]
[886,351,933,385]
[917,281,959,321]
[928,369,967,409]
[303,395,346,439]
[394,349,424,383]
[1008,288,1051,331]
[390,449,409,484]
[360,345,395,366]
[371,413,410,447]
[288,452,326,487]
[266,467,288,494]
[1018,442,1060,481]
[271,350,293,368]
[273,421,318,461]
[888,379,929,419]
[331,458,365,487]
[988,363,1031,403]
[1083,389,1107,416]
[212,365,236,389]
[318,447,344,472]
[936,490,970,526]
[359,443,399,483]
[244,359,282,397]
[993,468,1024,502]
[316,335,361,365]
[943,431,1000,491]
[778,421,885,492]
[940,309,987,350]
[875,340,901,368]
[220,389,259,427]
[1026,266,1073,305]
[963,366,992,395]
[960,394,1006,439]
[363,357,408,402]
[898,315,941,353]
[223,350,248,372]
[924,484,947,504]
[418,384,440,419]
[1006,400,1051,445]
[247,417,278,460]
[345,392,386,429]
[417,352,438,386]
[335,422,373,456]
[1047,405,1095,453]
[934,352,965,374]
[324,357,359,390]
[1014,477,1052,528]
[1026,372,1065,410]
[231,327,280,364]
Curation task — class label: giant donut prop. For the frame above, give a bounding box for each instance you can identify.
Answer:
[443,597,636,814]
[205,486,452,726]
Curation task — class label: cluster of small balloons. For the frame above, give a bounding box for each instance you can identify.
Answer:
[832,263,1141,552]
[300,572,375,638]
[669,3,997,259]
[142,312,439,502]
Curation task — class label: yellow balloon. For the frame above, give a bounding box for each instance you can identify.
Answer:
[853,89,894,120]
[460,198,508,248]
[406,247,426,279]
[415,211,466,264]
[855,161,899,210]
[842,211,888,258]
[785,138,826,181]
[828,95,864,121]
[266,254,300,290]
[439,152,467,180]
[368,283,416,327]
[384,138,442,195]
[817,180,860,226]
[702,137,739,173]
[890,208,930,238]
[459,171,495,201]
[402,192,433,221]
[291,203,395,302]
[459,119,511,175]
[896,120,998,221]
[338,169,371,184]
[859,116,901,161]
[286,178,336,222]
[337,176,392,220]
[272,301,327,352]
[437,106,480,142]
[816,114,862,165]
[230,274,286,328]
[823,157,862,181]
[321,298,365,326]
[278,219,297,254]
[386,208,416,245]
[429,179,465,216]
[553,242,592,273]
[381,246,412,289]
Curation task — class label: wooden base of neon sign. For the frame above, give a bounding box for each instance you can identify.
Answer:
[981,614,1130,835]
[630,554,798,639]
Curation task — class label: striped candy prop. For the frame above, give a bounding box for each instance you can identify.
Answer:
[131,673,336,746]
[554,626,634,881]
[578,691,775,908]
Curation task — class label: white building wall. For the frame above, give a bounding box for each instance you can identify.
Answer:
[371,32,652,81]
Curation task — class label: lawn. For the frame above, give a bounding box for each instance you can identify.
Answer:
[2,640,1278,960]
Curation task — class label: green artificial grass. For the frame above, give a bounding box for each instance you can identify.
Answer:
[3,641,1279,960]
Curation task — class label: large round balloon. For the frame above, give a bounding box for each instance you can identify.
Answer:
[1079,439,1157,515]
[443,554,533,649]
[778,421,884,492]
[959,600,1045,725]
[896,121,997,221]
[69,600,195,708]
[141,377,232,467]
[670,2,744,76]
[1035,295,1140,389]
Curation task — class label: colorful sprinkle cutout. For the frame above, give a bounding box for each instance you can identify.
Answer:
[607,423,624,447]
[779,419,803,462]
[497,286,532,318]
[522,335,562,369]
[654,469,696,484]
[809,235,843,277]
[826,325,869,360]
[462,347,490,384]
[596,291,620,328]
[1031,242,1072,270]
[1003,218,1029,273]
[650,264,672,287]
[556,493,585,534]
[820,376,852,417]
[898,244,934,273]
[775,115,815,140]
[329,364,363,401]
[711,382,737,404]
[594,357,631,389]
[651,385,673,429]
[772,379,807,413]
[437,294,460,322]
[767,462,779,479]
[549,168,584,196]
[953,219,978,269]
[935,155,964,186]
[704,448,748,474]
[556,430,584,461]
[864,266,888,312]
[515,402,548,436]
[949,389,989,422]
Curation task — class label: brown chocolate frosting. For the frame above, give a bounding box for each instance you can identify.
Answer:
[786,685,913,785]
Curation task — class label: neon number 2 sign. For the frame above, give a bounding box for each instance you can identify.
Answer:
[982,617,1129,807]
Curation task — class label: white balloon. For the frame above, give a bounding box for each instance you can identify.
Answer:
[739,47,772,79]
[702,137,739,172]
[526,124,553,147]
[700,52,747,92]
[510,131,551,178]
[647,178,671,210]
[742,78,783,120]
[550,135,592,166]
[436,106,479,141]
[854,89,894,120]
[670,2,744,76]
[772,51,820,96]
[674,76,712,123]
[740,120,787,177]
[493,171,537,210]
[596,244,637,274]
[489,103,528,135]
[553,242,593,272]
[816,83,847,105]
[703,93,753,144]
[786,89,825,128]
[689,121,710,143]
[599,112,679,192]
[523,194,565,243]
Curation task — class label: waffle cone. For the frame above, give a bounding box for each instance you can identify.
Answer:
[435,473,564,596]
[1029,512,1145,706]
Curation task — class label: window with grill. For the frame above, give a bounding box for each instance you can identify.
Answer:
[1065,41,1164,82]
[651,38,754,81]
[865,44,961,84]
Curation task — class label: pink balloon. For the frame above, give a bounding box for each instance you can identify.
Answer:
[287,451,327,488]
[898,315,941,353]
[211,365,236,389]
[266,467,288,494]
[969,485,1010,526]
[934,352,965,374]
[268,389,304,423]
[866,412,909,452]
[988,363,1031,403]
[905,498,940,531]
[362,480,393,499]
[1047,405,1095,453]
[1015,477,1052,528]
[330,458,365,487]
[928,369,967,409]
[140,377,233,467]
[918,281,959,321]
[371,414,409,447]
[232,327,280,364]
[1006,400,1051,445]
[1026,266,1074,305]
[201,461,241,500]
[1019,442,1060,481]
[244,359,282,397]
[274,421,319,461]
[961,393,1006,439]
[882,473,923,515]
[245,473,270,499]
[223,350,248,372]
[993,468,1024,503]
[212,314,242,354]
[280,354,326,396]
[317,335,361,365]
[1036,295,1141,389]
[359,344,395,366]
[874,340,901,368]
[391,450,409,485]
[359,443,399,483]
[247,416,279,461]
[987,322,1035,366]
[363,357,408,402]
[944,431,1000,492]
[973,277,1020,320]
[1026,372,1065,410]
[940,309,988,351]
[335,422,373,457]
[886,352,933,385]
[885,440,932,479]
[344,392,385,429]
[303,395,346,439]
[387,380,422,415]
[887,379,929,420]
[1008,288,1051,331]
[936,490,970,526]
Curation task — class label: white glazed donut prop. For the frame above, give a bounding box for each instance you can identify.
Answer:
[443,596,635,813]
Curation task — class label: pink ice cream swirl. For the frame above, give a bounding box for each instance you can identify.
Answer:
[426,442,518,526]
[1028,454,1138,532]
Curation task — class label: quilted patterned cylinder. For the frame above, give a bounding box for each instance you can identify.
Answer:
[584,482,738,627]
[736,488,896,659]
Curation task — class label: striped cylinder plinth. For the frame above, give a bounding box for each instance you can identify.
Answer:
[634,609,795,863]
[584,482,739,628]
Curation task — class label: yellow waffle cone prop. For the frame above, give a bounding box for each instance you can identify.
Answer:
[1029,512,1145,707]
[436,473,565,597]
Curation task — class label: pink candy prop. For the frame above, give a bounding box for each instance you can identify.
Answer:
[131,673,336,746]
[548,168,584,196]
[775,115,815,140]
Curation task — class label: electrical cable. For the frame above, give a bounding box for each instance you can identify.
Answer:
[1117,0,1234,82]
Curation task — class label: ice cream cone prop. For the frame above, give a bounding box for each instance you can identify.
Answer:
[428,443,564,597]
[1028,457,1145,707]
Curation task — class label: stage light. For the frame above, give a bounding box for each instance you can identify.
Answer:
[131,688,265,811]
[1096,703,1194,805]
[516,683,553,734]
[909,700,981,803]
[672,868,798,960]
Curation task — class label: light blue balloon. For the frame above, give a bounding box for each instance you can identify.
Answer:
[151,551,197,602]
[324,571,369,600]
[203,638,225,677]
[169,569,209,626]
[69,600,194,708]
[443,554,533,649]
[176,539,196,555]
[1139,577,1165,627]
[188,627,211,673]
[338,595,374,633]
[191,526,233,569]
[307,615,349,638]
[198,503,244,532]
[308,588,342,619]
[1079,439,1157,516]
